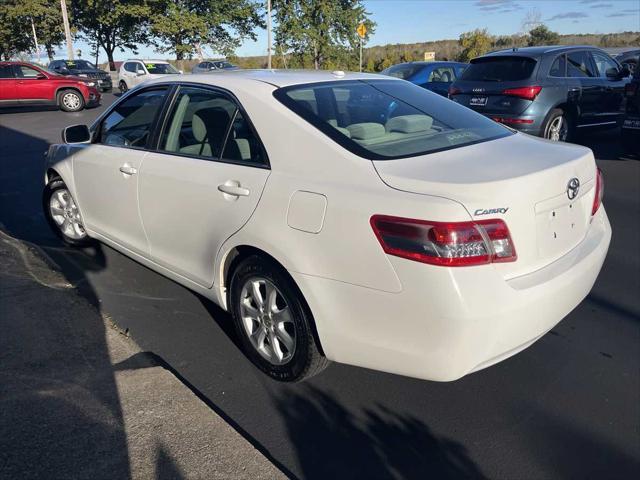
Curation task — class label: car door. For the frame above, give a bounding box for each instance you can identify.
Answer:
[73,86,170,255]
[122,62,139,87]
[0,64,17,105]
[139,85,270,287]
[591,50,627,124]
[566,50,601,126]
[13,64,52,102]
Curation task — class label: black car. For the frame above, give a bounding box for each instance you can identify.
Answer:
[622,65,640,156]
[48,59,112,92]
[381,61,467,97]
[449,46,630,141]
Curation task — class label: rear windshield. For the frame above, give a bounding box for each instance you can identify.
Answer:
[461,56,537,82]
[381,64,423,80]
[273,80,511,160]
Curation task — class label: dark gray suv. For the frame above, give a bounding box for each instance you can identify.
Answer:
[449,46,630,141]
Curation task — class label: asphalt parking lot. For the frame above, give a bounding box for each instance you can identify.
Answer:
[1,93,639,479]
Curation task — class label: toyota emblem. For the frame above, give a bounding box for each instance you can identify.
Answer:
[567,178,580,200]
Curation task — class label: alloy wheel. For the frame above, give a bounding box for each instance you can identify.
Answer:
[239,277,296,365]
[49,189,87,240]
[546,115,568,142]
[62,92,81,111]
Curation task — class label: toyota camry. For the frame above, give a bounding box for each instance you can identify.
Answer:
[43,70,611,382]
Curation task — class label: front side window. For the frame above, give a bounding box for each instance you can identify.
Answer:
[99,87,168,148]
[381,64,424,80]
[124,62,138,73]
[549,55,566,77]
[567,51,596,78]
[591,52,619,78]
[15,65,41,78]
[160,86,266,165]
[144,63,178,74]
[461,56,536,82]
[274,80,511,160]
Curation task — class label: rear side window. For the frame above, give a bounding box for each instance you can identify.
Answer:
[274,80,511,160]
[461,57,537,82]
[160,86,266,166]
[428,67,456,82]
[99,87,168,148]
[567,51,596,78]
[382,64,424,80]
[549,55,567,77]
[15,66,41,78]
[0,65,13,78]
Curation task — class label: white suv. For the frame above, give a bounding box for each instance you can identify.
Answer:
[117,59,181,93]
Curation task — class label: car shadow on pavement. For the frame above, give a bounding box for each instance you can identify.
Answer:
[272,384,487,480]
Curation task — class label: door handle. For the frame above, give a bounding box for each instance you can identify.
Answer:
[218,181,250,197]
[119,164,137,175]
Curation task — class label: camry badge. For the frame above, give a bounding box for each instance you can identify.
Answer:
[567,178,580,200]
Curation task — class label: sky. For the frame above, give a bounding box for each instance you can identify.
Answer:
[58,0,640,63]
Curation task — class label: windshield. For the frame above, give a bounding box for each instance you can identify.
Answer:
[64,60,95,70]
[381,64,424,80]
[461,56,536,82]
[145,63,179,74]
[274,80,512,160]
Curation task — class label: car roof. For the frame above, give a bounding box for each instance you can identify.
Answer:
[125,59,171,64]
[482,45,606,59]
[387,61,466,68]
[171,69,398,88]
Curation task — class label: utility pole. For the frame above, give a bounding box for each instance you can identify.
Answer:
[30,18,40,65]
[60,0,74,60]
[267,0,272,69]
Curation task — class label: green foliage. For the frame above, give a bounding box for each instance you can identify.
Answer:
[272,0,375,70]
[16,0,66,61]
[0,1,32,60]
[150,0,264,61]
[527,25,559,46]
[71,0,151,70]
[458,28,492,62]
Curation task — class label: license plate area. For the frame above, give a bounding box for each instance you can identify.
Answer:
[470,96,488,107]
[623,118,640,130]
[536,196,589,260]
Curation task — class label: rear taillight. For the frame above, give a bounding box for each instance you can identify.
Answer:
[370,215,517,267]
[592,168,604,216]
[448,86,461,96]
[502,86,542,101]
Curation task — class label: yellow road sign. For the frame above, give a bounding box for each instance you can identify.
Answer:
[357,23,367,39]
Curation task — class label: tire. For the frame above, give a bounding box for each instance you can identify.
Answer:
[542,108,572,142]
[43,178,93,247]
[119,80,128,93]
[57,89,85,112]
[229,255,329,382]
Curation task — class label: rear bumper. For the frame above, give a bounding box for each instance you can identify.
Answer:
[482,113,543,135]
[293,207,611,381]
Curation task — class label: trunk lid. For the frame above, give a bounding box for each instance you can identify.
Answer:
[451,80,534,115]
[373,133,597,278]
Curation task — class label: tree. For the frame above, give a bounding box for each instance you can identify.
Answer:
[527,25,559,46]
[70,0,152,70]
[150,0,264,61]
[458,29,492,62]
[20,0,66,61]
[273,0,375,70]
[0,1,32,60]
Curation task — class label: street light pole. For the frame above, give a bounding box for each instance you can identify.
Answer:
[60,0,74,60]
[267,0,272,69]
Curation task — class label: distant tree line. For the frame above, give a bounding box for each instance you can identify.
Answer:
[0,0,637,72]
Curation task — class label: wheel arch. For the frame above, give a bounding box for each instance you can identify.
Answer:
[55,86,86,104]
[219,244,326,356]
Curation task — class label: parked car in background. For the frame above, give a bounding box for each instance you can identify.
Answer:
[48,59,112,92]
[118,60,181,93]
[381,61,467,96]
[43,70,610,383]
[449,46,630,141]
[191,59,239,74]
[622,66,639,156]
[606,48,639,74]
[0,61,100,112]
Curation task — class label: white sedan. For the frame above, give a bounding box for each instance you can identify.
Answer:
[44,70,611,382]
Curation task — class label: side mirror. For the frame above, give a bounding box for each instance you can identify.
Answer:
[620,65,631,78]
[62,124,91,144]
[36,73,47,79]
[178,69,183,74]
[136,69,145,76]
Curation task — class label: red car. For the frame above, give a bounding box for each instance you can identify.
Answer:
[0,61,101,112]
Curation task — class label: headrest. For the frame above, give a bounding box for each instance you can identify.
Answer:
[347,122,386,140]
[192,107,231,142]
[386,115,433,133]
